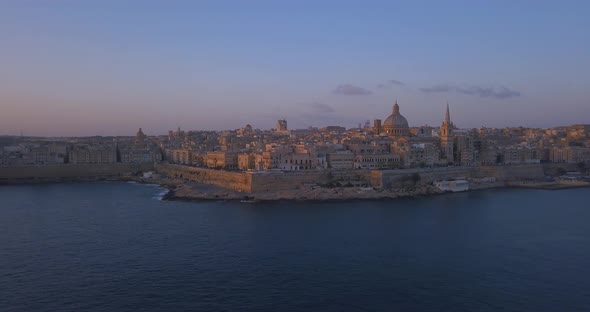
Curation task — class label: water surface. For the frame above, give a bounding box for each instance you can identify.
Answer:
[1,182,589,311]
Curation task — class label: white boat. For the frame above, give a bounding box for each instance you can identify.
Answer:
[434,180,469,192]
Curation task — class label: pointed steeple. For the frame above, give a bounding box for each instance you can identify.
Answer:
[444,102,451,124]
[393,99,399,114]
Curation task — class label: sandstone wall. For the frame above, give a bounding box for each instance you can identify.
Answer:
[376,167,474,189]
[374,164,547,189]
[0,163,154,180]
[249,170,372,192]
[541,163,578,175]
[155,164,252,192]
[155,164,373,193]
[155,163,551,193]
[475,164,545,181]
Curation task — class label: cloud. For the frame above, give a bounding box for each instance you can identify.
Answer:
[304,102,335,113]
[377,79,405,89]
[419,85,454,93]
[334,84,372,95]
[455,86,521,99]
[419,84,521,99]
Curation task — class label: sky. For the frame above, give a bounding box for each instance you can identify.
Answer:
[1,0,589,136]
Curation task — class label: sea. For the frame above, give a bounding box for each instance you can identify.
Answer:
[1,182,589,311]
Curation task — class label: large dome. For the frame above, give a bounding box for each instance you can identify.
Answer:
[382,101,410,137]
[383,103,409,128]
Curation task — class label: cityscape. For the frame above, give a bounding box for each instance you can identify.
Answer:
[2,99,588,200]
[2,101,589,169]
[2,2,590,311]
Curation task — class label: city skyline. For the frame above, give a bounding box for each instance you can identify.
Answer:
[1,1,589,136]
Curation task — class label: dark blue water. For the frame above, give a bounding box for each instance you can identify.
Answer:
[1,182,590,311]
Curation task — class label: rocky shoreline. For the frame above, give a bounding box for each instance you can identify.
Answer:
[2,174,588,202]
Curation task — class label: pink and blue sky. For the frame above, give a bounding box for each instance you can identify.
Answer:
[1,1,589,136]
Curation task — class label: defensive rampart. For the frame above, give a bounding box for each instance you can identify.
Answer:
[155,163,553,193]
[155,164,373,193]
[155,164,252,192]
[0,163,154,181]
[374,167,475,189]
[249,170,372,192]
[475,164,545,181]
[374,164,547,189]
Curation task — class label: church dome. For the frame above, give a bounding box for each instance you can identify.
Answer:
[382,101,410,137]
[383,102,409,128]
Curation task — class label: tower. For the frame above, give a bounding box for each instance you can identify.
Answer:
[135,128,146,146]
[276,119,288,133]
[373,119,382,135]
[440,103,454,163]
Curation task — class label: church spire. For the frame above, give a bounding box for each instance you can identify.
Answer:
[445,102,451,124]
[393,99,399,114]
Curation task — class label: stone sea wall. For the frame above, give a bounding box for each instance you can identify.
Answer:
[155,163,553,193]
[0,163,154,181]
[155,164,252,192]
[248,170,372,192]
[154,164,373,193]
[375,167,474,189]
[475,164,545,181]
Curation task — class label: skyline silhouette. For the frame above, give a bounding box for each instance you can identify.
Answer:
[1,1,589,136]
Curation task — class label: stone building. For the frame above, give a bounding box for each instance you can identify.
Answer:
[119,147,162,164]
[135,128,146,146]
[165,148,192,165]
[550,146,590,163]
[326,152,355,169]
[440,103,455,163]
[205,151,238,170]
[354,154,401,169]
[238,153,255,170]
[381,100,410,137]
[400,143,439,167]
[69,145,117,164]
[276,119,289,134]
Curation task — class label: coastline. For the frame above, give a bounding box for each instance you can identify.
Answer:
[2,174,589,203]
[134,177,588,202]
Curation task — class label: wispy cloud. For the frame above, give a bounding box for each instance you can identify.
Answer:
[419,84,521,99]
[419,85,454,93]
[334,84,372,95]
[377,79,405,89]
[456,86,521,99]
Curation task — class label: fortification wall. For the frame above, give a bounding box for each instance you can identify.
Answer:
[541,163,578,175]
[249,170,372,192]
[374,164,547,189]
[475,164,545,181]
[155,163,551,193]
[155,164,373,193]
[0,163,154,180]
[376,167,475,189]
[155,164,252,192]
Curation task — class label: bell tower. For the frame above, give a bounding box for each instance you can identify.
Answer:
[441,103,454,162]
